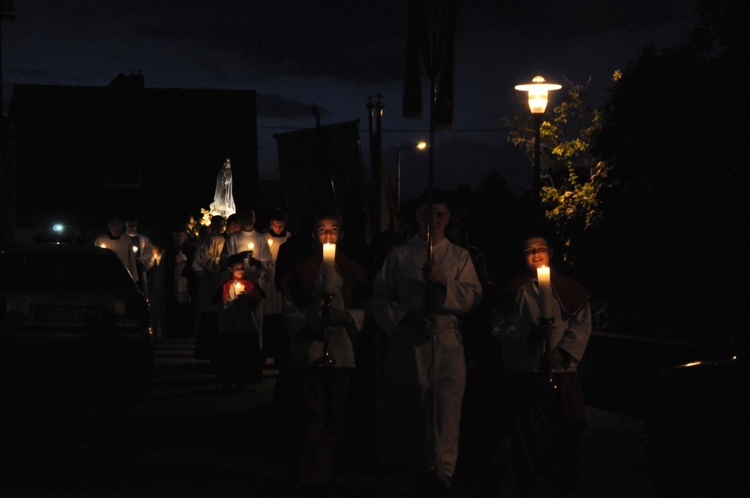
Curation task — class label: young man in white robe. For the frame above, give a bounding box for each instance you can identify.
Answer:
[372,189,482,495]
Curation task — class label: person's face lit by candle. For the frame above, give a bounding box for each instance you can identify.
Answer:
[230,264,245,284]
[523,237,551,270]
[316,217,341,245]
[269,219,286,236]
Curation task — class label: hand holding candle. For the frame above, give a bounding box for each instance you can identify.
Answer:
[322,242,336,294]
[537,265,553,320]
[234,281,245,295]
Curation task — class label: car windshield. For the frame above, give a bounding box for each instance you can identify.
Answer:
[0,251,137,291]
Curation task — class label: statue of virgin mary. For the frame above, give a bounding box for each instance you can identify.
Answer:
[210,157,236,218]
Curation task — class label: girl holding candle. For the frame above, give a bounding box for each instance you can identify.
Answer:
[492,226,592,498]
[214,253,265,392]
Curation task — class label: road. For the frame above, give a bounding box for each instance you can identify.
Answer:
[0,338,662,497]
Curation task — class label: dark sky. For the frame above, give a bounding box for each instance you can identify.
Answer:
[1,0,697,198]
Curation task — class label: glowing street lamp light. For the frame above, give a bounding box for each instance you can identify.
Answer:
[514,75,562,202]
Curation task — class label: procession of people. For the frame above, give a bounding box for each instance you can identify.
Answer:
[86,156,592,498]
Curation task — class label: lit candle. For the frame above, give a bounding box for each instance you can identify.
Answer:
[247,242,255,251]
[267,238,273,247]
[322,242,336,294]
[100,243,106,249]
[537,265,553,320]
[132,245,138,253]
[234,281,244,295]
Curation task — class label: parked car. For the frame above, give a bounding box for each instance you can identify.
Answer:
[646,335,749,497]
[0,242,154,403]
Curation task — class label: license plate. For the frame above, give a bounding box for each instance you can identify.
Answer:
[32,305,102,324]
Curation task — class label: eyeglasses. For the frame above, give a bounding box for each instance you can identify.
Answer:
[523,247,549,256]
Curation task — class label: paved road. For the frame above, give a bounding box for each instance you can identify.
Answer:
[0,338,662,497]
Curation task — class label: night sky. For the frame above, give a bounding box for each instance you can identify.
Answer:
[1,0,697,198]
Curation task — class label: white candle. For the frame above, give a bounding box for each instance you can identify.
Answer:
[247,242,255,251]
[322,242,336,294]
[537,265,553,320]
[267,239,273,247]
[234,281,244,295]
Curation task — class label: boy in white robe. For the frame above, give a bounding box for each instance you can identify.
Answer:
[372,189,482,495]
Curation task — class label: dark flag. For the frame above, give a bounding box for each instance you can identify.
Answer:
[402,0,424,119]
[433,0,457,130]
[402,0,457,130]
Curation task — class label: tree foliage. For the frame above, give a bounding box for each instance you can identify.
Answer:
[583,0,747,342]
[506,80,612,273]
[502,0,748,343]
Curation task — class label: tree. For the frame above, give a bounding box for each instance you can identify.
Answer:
[588,0,747,342]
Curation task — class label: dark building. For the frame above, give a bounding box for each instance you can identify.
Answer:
[5,73,258,243]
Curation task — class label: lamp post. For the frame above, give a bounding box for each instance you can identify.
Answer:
[514,75,561,203]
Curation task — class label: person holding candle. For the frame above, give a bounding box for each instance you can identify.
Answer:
[372,189,482,496]
[276,208,369,496]
[222,208,272,356]
[94,216,139,286]
[492,226,592,498]
[214,253,265,392]
[125,218,157,298]
[261,208,292,368]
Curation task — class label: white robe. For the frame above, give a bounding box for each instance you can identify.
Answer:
[493,276,592,373]
[371,234,482,481]
[94,233,139,284]
[262,231,291,316]
[192,232,227,315]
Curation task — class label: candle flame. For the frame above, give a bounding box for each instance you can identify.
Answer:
[267,239,273,247]
[248,242,255,250]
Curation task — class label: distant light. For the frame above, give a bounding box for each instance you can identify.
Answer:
[416,141,428,150]
[53,224,64,234]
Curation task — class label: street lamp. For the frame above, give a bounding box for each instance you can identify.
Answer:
[514,75,561,201]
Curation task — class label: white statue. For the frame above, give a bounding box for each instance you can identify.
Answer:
[210,157,236,218]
